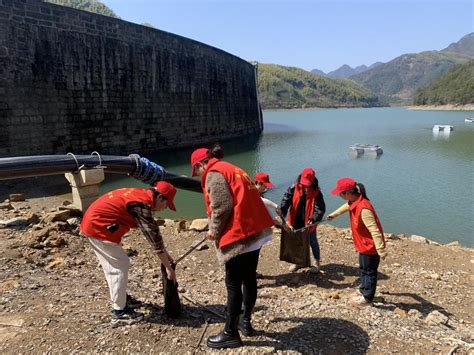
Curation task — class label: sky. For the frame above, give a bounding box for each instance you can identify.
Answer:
[101,0,473,73]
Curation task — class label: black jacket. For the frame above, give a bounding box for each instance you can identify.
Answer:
[280,182,326,229]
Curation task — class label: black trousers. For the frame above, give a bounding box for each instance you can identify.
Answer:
[359,253,380,302]
[225,249,260,318]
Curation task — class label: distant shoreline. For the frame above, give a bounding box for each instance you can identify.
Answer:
[407,104,474,111]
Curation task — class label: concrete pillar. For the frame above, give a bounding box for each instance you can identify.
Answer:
[65,168,105,211]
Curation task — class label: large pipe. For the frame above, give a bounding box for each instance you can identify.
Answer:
[0,154,202,193]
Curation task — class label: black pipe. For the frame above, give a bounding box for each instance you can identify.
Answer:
[0,154,202,193]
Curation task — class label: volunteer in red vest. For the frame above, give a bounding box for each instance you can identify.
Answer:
[326,177,387,307]
[80,181,177,327]
[280,168,326,273]
[191,145,274,349]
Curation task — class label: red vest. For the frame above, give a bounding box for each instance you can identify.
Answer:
[287,184,320,233]
[80,188,155,244]
[202,158,274,248]
[349,196,385,255]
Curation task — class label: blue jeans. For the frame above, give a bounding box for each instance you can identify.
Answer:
[309,232,320,261]
[359,253,380,302]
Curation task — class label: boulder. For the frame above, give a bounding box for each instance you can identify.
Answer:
[9,194,25,202]
[189,218,209,231]
[44,210,71,223]
[175,220,187,233]
[410,235,428,244]
[0,213,38,227]
[0,202,13,210]
[425,310,449,326]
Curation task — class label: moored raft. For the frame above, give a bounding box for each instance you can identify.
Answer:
[349,143,383,157]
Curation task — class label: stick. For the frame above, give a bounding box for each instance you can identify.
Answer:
[182,294,226,320]
[174,237,208,265]
[193,318,209,354]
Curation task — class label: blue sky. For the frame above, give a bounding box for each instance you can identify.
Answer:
[102,0,473,73]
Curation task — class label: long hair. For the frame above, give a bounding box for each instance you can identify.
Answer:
[348,182,369,200]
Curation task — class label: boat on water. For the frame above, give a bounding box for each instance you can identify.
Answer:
[432,125,454,132]
[465,118,474,123]
[349,143,383,158]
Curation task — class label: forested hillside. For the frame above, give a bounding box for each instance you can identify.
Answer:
[44,0,118,18]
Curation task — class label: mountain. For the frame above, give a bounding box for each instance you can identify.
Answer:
[44,0,118,18]
[350,33,474,104]
[413,60,474,106]
[350,51,471,104]
[310,69,327,77]
[441,33,474,57]
[257,63,384,109]
[327,64,366,78]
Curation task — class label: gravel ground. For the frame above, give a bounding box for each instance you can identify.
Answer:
[1,196,473,354]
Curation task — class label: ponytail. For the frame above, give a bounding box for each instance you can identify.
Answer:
[208,143,224,159]
[356,182,369,200]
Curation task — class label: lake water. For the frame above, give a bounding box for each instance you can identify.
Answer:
[102,108,474,247]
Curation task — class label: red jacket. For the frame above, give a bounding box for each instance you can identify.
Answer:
[202,158,274,248]
[349,196,385,255]
[287,184,320,233]
[80,188,155,244]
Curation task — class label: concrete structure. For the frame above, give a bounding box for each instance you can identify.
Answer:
[0,0,262,157]
[64,168,104,211]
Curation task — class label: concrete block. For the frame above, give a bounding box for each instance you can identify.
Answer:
[65,168,104,187]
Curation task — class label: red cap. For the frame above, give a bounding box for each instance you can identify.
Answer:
[299,168,315,187]
[155,181,177,211]
[190,148,209,176]
[255,172,274,189]
[331,177,356,195]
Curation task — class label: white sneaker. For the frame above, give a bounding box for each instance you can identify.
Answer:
[288,264,301,272]
[348,295,371,307]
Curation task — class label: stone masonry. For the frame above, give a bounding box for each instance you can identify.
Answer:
[0,0,263,157]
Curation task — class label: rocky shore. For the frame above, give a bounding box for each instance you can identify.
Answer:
[1,195,473,354]
[408,104,474,111]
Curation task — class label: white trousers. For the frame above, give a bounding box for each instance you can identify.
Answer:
[88,238,130,310]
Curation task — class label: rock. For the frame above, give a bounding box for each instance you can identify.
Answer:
[44,236,65,248]
[425,310,449,326]
[164,219,174,227]
[429,273,441,280]
[9,194,25,202]
[408,309,422,319]
[44,210,71,223]
[57,205,82,217]
[189,218,208,231]
[0,213,38,227]
[155,219,166,226]
[394,307,407,318]
[175,220,187,233]
[0,202,13,210]
[410,235,428,244]
[445,241,461,248]
[62,200,72,206]
[0,279,21,291]
[45,257,65,270]
[66,217,81,226]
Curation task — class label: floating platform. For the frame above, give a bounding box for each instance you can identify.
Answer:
[349,144,383,158]
[465,118,474,123]
[432,125,454,132]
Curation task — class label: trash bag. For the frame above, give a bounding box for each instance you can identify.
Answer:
[279,225,311,267]
[161,263,181,318]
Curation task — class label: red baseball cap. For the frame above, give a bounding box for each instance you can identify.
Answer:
[299,168,315,187]
[331,177,356,195]
[155,181,177,211]
[255,172,274,189]
[190,148,209,176]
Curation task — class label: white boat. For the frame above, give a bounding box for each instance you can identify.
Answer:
[349,143,383,157]
[465,118,474,123]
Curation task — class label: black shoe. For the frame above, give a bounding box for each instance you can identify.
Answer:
[207,331,242,349]
[126,294,143,308]
[238,318,255,336]
[111,307,144,328]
